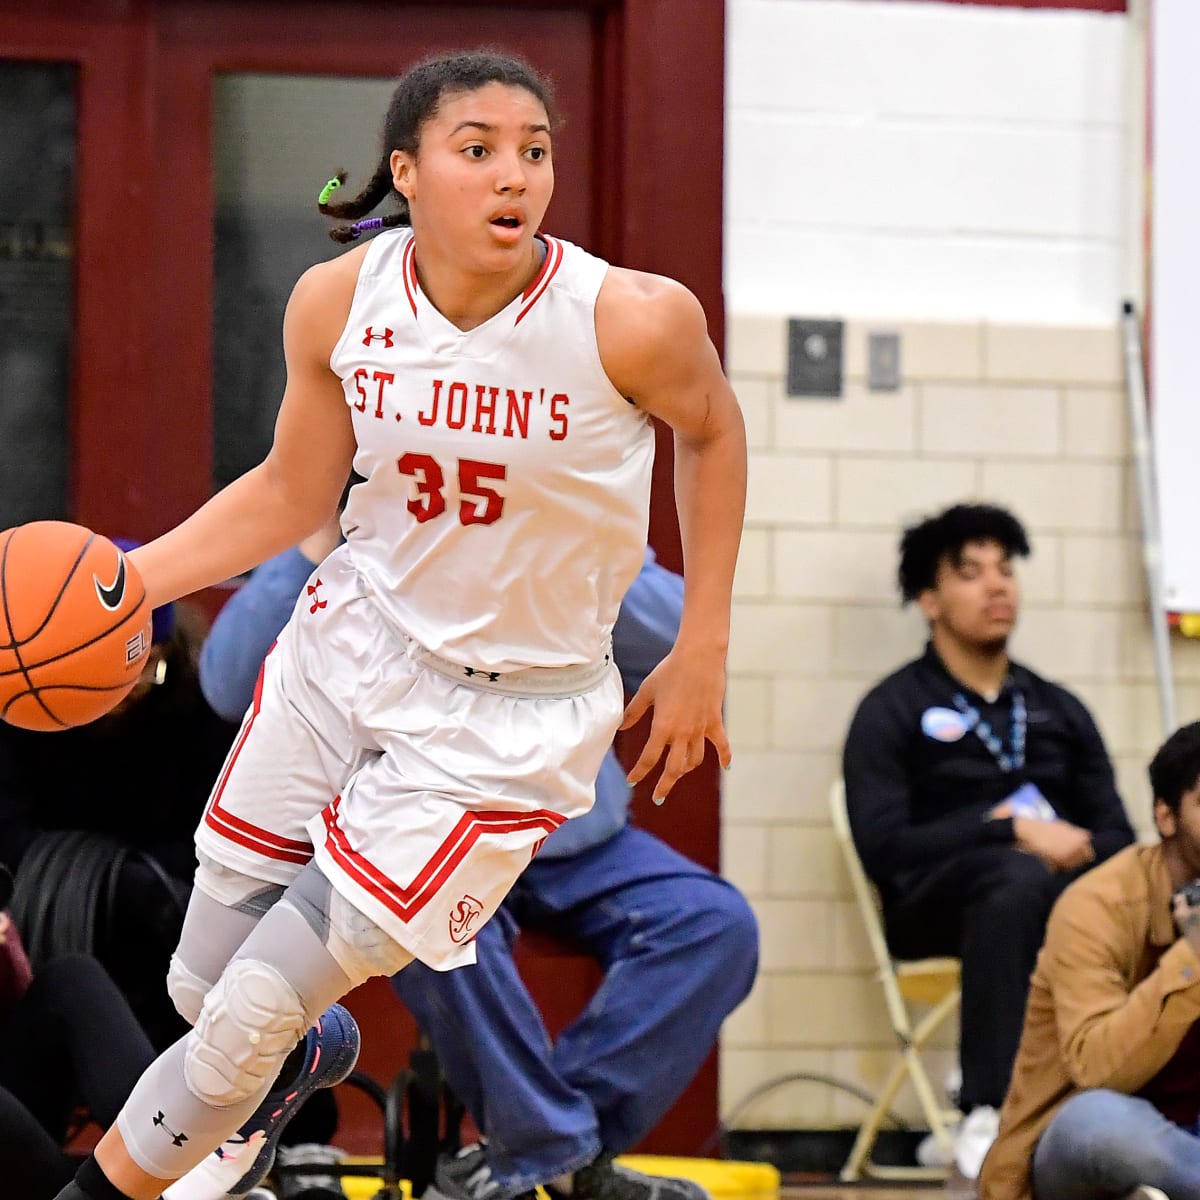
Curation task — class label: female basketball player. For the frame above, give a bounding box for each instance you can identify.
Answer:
[56,47,746,1200]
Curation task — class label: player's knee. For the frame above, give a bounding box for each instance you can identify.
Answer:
[167,952,214,1027]
[183,957,306,1108]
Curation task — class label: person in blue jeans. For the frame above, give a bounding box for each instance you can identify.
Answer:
[199,518,759,1200]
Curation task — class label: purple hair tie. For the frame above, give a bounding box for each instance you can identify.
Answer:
[349,217,386,239]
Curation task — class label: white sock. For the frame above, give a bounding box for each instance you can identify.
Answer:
[161,1131,267,1200]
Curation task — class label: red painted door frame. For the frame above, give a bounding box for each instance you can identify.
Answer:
[0,0,726,1156]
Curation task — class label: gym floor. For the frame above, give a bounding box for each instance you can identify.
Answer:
[781,1188,945,1198]
[335,1175,956,1200]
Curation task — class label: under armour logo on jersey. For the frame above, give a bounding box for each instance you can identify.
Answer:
[363,326,394,348]
[463,666,501,682]
[153,1110,189,1148]
[449,894,484,944]
[306,579,327,614]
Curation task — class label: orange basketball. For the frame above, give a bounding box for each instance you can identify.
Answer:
[0,521,152,731]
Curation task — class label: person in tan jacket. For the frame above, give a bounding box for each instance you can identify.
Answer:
[980,720,1200,1200]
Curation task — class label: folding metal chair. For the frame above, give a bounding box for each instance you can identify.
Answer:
[830,779,962,1182]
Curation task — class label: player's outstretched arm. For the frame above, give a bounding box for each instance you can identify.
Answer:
[597,269,747,803]
[128,254,362,610]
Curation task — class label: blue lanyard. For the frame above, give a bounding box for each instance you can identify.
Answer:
[952,689,1026,773]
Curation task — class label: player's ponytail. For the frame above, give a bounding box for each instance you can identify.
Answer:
[318,159,410,244]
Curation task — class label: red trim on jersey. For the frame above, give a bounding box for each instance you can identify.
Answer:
[521,236,559,300]
[203,654,313,865]
[320,795,564,923]
[515,236,563,326]
[402,238,419,318]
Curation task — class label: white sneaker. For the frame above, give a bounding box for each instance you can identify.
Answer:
[1125,1189,1169,1200]
[953,1106,1000,1180]
[160,1132,268,1200]
[915,1123,958,1168]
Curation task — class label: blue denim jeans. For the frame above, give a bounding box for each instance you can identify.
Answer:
[1033,1089,1200,1200]
[390,825,759,1198]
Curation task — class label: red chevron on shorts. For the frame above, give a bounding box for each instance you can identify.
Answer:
[319,794,564,922]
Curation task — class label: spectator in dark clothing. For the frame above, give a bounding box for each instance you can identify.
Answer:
[0,878,256,1200]
[0,595,239,1049]
[2,936,155,1198]
[842,502,1135,1181]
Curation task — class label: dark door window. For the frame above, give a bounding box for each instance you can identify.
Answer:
[0,61,75,525]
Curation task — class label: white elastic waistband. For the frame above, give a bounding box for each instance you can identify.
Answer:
[410,638,614,697]
[360,575,613,698]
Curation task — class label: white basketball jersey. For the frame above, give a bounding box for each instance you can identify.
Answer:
[329,229,656,672]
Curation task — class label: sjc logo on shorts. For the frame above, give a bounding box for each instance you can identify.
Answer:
[449,894,484,944]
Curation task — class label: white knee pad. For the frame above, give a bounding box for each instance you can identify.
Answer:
[183,957,306,1109]
[166,953,213,1027]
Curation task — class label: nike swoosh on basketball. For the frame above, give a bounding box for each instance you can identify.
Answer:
[94,556,127,610]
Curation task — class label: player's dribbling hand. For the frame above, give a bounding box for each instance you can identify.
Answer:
[620,644,731,805]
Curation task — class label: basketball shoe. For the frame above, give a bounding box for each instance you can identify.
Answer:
[426,1144,710,1200]
[552,1152,710,1200]
[274,1142,350,1199]
[425,1142,535,1200]
[170,1003,360,1199]
[163,1133,267,1200]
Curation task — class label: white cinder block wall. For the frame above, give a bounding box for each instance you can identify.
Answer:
[725,0,1133,323]
[718,0,1170,1131]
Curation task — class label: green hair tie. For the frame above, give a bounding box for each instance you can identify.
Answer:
[318,177,342,205]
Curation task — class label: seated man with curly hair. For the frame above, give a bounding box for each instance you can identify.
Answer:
[842,502,1135,1180]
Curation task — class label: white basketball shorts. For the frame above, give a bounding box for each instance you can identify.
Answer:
[194,545,623,971]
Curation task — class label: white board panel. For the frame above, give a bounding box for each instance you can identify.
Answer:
[1152,0,1200,610]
